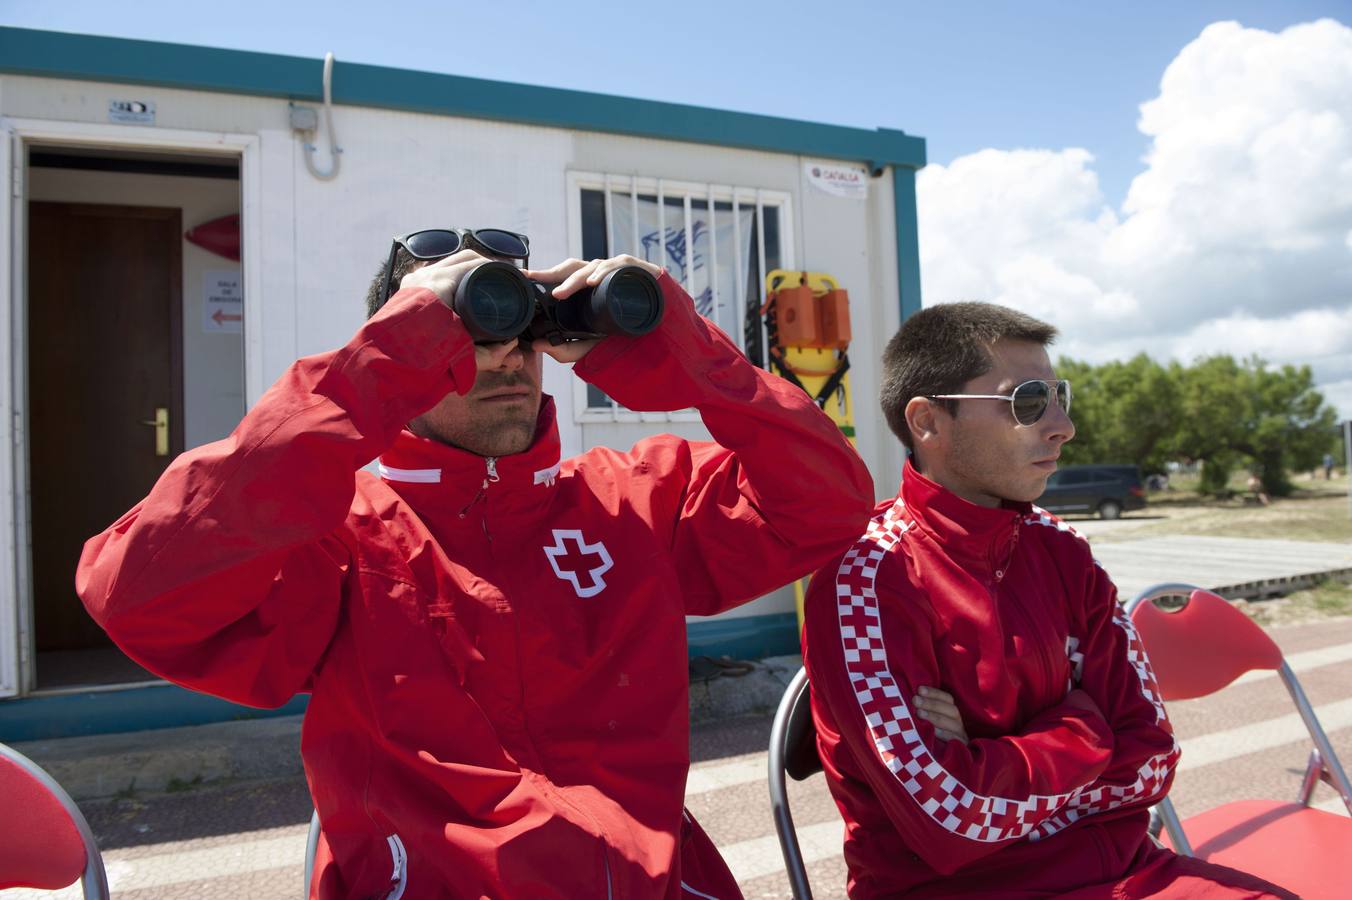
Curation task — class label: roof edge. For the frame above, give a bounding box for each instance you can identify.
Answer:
[0,27,926,169]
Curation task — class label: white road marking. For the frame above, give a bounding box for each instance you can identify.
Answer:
[0,832,308,898]
[1177,699,1352,771]
[720,819,845,885]
[1232,640,1352,686]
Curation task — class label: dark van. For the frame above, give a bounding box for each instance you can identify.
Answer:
[1036,464,1146,519]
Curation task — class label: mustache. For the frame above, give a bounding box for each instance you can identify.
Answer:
[473,372,536,392]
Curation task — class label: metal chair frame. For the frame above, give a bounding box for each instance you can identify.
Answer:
[303,807,321,896]
[0,741,110,899]
[769,666,821,900]
[1126,582,1352,857]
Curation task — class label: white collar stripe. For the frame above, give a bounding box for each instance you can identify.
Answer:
[378,463,442,484]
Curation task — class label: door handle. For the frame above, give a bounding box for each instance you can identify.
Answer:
[139,407,169,457]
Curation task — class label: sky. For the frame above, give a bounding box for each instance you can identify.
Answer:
[4,0,1351,418]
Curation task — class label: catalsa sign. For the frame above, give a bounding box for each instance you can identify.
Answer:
[805,161,869,200]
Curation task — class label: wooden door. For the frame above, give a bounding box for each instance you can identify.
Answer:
[28,202,184,652]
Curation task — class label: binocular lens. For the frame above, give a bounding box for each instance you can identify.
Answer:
[603,269,663,334]
[455,263,535,341]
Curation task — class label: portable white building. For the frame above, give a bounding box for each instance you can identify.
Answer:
[0,27,925,738]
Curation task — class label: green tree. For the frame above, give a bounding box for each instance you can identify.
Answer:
[1166,356,1338,496]
[1233,360,1338,495]
[1057,354,1179,472]
[1166,355,1251,487]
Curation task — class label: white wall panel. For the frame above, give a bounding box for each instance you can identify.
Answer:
[254,128,299,403]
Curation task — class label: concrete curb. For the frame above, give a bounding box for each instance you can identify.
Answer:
[12,655,804,802]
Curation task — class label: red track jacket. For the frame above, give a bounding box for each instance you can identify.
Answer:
[78,274,874,899]
[805,464,1291,898]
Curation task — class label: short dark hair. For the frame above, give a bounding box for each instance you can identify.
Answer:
[364,246,423,318]
[880,301,1058,449]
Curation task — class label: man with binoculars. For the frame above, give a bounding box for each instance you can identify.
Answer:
[77,226,874,898]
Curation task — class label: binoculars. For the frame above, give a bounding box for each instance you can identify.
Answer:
[452,262,664,345]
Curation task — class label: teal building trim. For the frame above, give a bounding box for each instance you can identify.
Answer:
[0,685,308,742]
[893,165,924,321]
[686,612,799,661]
[0,27,924,170]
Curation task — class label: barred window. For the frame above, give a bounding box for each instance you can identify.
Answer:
[568,172,792,421]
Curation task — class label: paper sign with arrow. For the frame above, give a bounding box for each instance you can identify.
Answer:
[203,270,243,334]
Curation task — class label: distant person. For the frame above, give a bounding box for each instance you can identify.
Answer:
[77,229,874,898]
[1247,472,1270,506]
[1325,452,1336,480]
[802,302,1295,898]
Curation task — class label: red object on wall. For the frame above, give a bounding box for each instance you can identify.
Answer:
[185,214,240,261]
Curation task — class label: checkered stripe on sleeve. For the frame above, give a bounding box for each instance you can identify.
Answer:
[836,500,1084,843]
[1026,599,1180,840]
[1024,506,1109,572]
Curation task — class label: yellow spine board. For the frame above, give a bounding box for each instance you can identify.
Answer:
[765,269,857,635]
[764,269,856,447]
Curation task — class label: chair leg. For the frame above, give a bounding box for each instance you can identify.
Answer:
[1159,798,1193,857]
[1147,805,1164,838]
[1297,749,1322,807]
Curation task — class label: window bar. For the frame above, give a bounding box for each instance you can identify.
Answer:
[657,178,667,271]
[629,174,640,261]
[682,194,695,295]
[755,190,770,363]
[732,191,745,357]
[706,182,720,333]
[603,178,619,420]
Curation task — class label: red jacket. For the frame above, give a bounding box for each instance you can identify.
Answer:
[78,274,874,899]
[803,463,1181,898]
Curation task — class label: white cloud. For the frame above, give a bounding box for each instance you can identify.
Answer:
[917,18,1352,420]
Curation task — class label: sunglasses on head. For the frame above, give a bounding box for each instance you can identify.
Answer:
[930,379,1072,426]
[381,227,531,307]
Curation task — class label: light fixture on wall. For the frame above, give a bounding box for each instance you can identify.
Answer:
[185,214,241,261]
[290,51,343,181]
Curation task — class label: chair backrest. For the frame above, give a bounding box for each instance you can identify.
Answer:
[1126,583,1352,856]
[0,741,110,899]
[1127,587,1282,701]
[769,666,821,900]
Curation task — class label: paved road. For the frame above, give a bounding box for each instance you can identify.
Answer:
[7,617,1351,899]
[1088,534,1352,600]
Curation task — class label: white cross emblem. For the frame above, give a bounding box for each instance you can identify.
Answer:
[543,529,614,598]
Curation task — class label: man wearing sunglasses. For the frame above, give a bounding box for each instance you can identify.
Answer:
[800,302,1291,898]
[77,228,875,899]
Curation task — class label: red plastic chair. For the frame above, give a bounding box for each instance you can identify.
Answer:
[1127,585,1352,899]
[0,741,109,898]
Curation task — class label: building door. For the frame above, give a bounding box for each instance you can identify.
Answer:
[27,202,183,679]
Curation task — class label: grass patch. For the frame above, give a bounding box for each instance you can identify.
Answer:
[1091,493,1352,544]
[165,774,205,793]
[1244,579,1352,627]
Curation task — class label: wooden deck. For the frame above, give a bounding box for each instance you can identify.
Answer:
[1092,535,1352,601]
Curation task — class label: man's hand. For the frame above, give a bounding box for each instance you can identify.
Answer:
[522,255,665,363]
[398,248,492,308]
[913,686,969,744]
